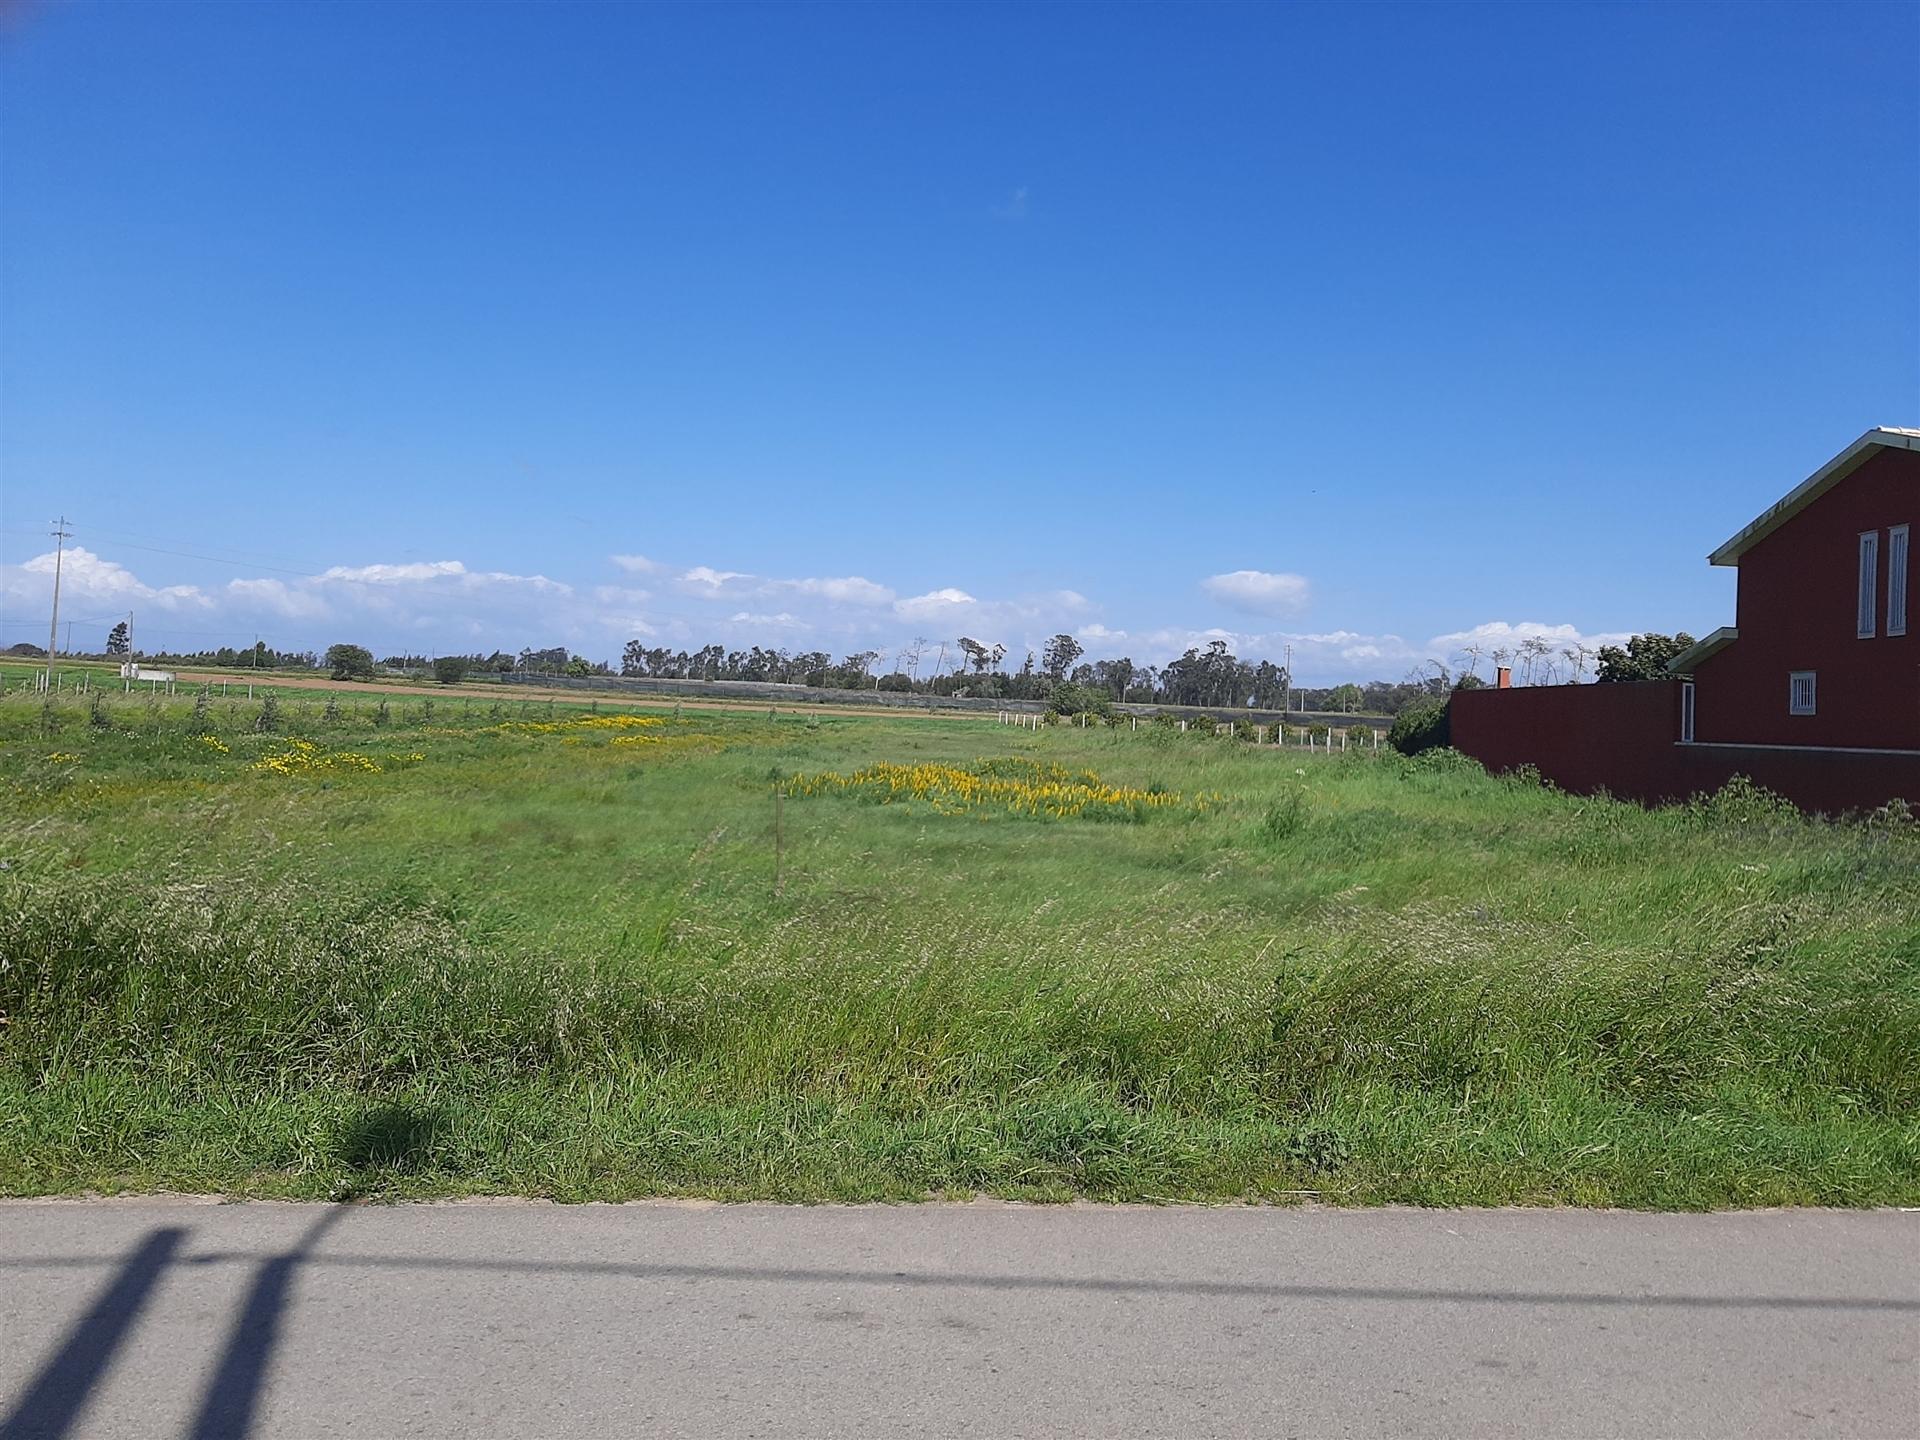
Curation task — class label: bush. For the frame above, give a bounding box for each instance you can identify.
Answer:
[252,692,282,733]
[1256,788,1306,843]
[1346,724,1375,749]
[1046,683,1112,719]
[433,656,471,686]
[1687,774,1798,828]
[1388,700,1449,756]
[326,644,376,682]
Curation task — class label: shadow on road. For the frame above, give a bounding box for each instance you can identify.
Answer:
[0,1227,185,1440]
[4,1210,1916,1439]
[186,1209,345,1440]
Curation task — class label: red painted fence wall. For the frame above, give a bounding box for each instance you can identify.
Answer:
[1450,681,1920,813]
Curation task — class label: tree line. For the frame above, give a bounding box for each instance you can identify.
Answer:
[83,616,1700,716]
[617,633,1451,714]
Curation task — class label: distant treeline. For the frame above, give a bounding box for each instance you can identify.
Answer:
[612,636,1452,715]
[65,632,1481,716]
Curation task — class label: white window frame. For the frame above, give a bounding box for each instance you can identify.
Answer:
[1789,670,1816,716]
[1858,531,1879,638]
[1680,681,1695,743]
[1889,524,1909,637]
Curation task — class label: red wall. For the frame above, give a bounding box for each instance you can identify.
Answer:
[1451,680,1685,797]
[1697,447,1919,749]
[1451,681,1920,813]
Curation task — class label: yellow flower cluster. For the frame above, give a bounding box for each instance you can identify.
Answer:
[200,735,231,754]
[45,751,80,764]
[252,738,385,777]
[489,713,665,737]
[784,757,1200,821]
[610,732,722,756]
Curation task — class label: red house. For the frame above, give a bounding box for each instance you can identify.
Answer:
[1673,426,1918,751]
[1452,427,1920,813]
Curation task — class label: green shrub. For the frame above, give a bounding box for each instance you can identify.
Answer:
[326,643,376,682]
[1047,683,1112,719]
[1387,700,1449,756]
[1256,788,1306,843]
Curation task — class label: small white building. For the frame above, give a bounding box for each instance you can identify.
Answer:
[120,662,176,684]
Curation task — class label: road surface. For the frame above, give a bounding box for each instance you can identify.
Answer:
[1,1200,1913,1439]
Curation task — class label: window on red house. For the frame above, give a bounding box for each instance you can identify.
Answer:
[1857,532,1879,639]
[1891,525,1909,637]
[1789,671,1816,716]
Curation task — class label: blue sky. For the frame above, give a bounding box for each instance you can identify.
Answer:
[2,1,1915,682]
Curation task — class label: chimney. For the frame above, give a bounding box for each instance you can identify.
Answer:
[1496,666,1513,690]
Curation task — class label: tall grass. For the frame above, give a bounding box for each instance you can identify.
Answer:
[0,690,1916,1204]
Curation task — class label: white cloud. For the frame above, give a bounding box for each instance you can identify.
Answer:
[611,554,664,574]
[893,587,978,622]
[785,576,894,606]
[226,577,330,620]
[664,563,894,608]
[675,565,752,597]
[727,610,806,629]
[592,585,653,605]
[1201,570,1312,617]
[319,560,466,584]
[6,546,209,610]
[1427,619,1629,653]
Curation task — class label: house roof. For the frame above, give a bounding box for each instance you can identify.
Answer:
[1708,427,1920,566]
[1666,626,1738,675]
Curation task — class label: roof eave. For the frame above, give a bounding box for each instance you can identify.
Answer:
[1667,626,1738,675]
[1707,427,1920,566]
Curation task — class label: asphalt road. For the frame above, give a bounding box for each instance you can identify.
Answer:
[1,1201,1913,1439]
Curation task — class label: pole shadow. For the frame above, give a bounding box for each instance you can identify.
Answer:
[0,1226,186,1440]
[185,1208,346,1440]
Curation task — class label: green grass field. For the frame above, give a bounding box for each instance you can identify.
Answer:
[1,682,1915,1206]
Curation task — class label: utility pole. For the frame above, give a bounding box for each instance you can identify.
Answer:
[1283,642,1292,716]
[45,516,71,686]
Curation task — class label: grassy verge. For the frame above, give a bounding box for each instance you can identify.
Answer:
[1,688,1915,1205]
